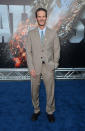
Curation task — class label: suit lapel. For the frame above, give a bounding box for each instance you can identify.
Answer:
[35,27,41,44]
[43,27,50,46]
[34,27,50,46]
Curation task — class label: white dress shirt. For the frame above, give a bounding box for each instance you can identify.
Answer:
[38,27,46,39]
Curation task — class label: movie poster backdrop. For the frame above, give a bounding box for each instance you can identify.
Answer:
[0,0,85,68]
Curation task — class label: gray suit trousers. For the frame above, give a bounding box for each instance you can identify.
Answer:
[31,63,55,114]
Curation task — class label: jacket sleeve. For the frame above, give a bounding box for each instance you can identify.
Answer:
[54,32,60,69]
[25,32,34,72]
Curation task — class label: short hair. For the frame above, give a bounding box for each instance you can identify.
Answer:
[35,8,47,18]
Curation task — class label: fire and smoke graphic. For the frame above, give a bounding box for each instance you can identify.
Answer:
[9,0,85,67]
[9,19,37,67]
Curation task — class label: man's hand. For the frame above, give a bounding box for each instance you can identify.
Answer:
[30,69,36,78]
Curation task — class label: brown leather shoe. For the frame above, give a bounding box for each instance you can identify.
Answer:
[31,112,40,121]
[47,114,55,122]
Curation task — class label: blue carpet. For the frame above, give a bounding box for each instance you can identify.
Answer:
[0,80,85,131]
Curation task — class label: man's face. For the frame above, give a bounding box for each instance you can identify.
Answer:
[36,10,47,27]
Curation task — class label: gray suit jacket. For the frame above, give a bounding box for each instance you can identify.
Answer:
[26,27,60,74]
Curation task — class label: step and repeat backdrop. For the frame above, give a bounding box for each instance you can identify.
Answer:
[0,0,85,68]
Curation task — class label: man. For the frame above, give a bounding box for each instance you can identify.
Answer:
[26,8,60,122]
